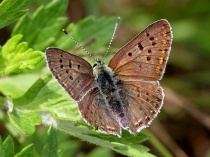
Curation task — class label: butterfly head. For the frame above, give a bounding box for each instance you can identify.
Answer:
[93,60,113,77]
[93,60,104,68]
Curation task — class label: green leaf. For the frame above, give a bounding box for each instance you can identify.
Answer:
[14,144,34,157]
[0,137,4,157]
[12,0,69,51]
[47,117,153,157]
[0,74,39,99]
[86,147,112,157]
[5,73,60,135]
[1,136,34,157]
[13,73,60,107]
[41,127,58,157]
[8,108,42,135]
[0,0,31,29]
[3,136,14,157]
[0,34,43,76]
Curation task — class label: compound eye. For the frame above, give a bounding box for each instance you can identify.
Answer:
[93,63,97,68]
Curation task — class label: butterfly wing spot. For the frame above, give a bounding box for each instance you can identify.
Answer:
[107,125,117,131]
[59,59,62,63]
[149,37,154,41]
[100,125,105,129]
[152,42,156,46]
[158,57,165,64]
[77,64,81,70]
[148,49,152,53]
[145,116,151,122]
[163,31,170,37]
[128,52,132,57]
[150,110,156,114]
[157,97,162,102]
[51,68,56,72]
[134,119,143,127]
[162,39,170,45]
[66,69,69,74]
[146,56,151,61]
[162,23,168,27]
[60,65,64,68]
[156,66,163,74]
[69,60,72,68]
[158,48,167,55]
[55,75,59,79]
[155,103,160,109]
[146,31,150,37]
[138,42,144,51]
[61,82,67,87]
[69,75,73,80]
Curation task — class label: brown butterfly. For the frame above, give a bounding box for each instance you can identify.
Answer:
[45,19,172,137]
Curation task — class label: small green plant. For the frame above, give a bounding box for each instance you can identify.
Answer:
[0,127,58,157]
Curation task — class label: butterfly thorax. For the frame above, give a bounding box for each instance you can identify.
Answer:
[93,61,116,97]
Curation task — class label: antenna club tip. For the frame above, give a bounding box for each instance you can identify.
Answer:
[116,17,120,24]
[62,29,68,35]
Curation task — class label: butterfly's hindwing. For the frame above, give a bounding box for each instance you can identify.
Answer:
[77,87,121,136]
[119,81,164,133]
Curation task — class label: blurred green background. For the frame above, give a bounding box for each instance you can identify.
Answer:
[0,0,210,157]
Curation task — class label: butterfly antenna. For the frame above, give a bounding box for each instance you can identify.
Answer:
[103,17,120,60]
[62,29,95,60]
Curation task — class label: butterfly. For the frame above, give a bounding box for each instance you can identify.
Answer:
[45,19,172,137]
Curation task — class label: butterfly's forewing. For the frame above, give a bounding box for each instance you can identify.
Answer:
[77,88,121,136]
[109,19,172,81]
[46,48,94,101]
[119,81,163,133]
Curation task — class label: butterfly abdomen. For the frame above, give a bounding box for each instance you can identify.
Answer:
[108,96,128,128]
